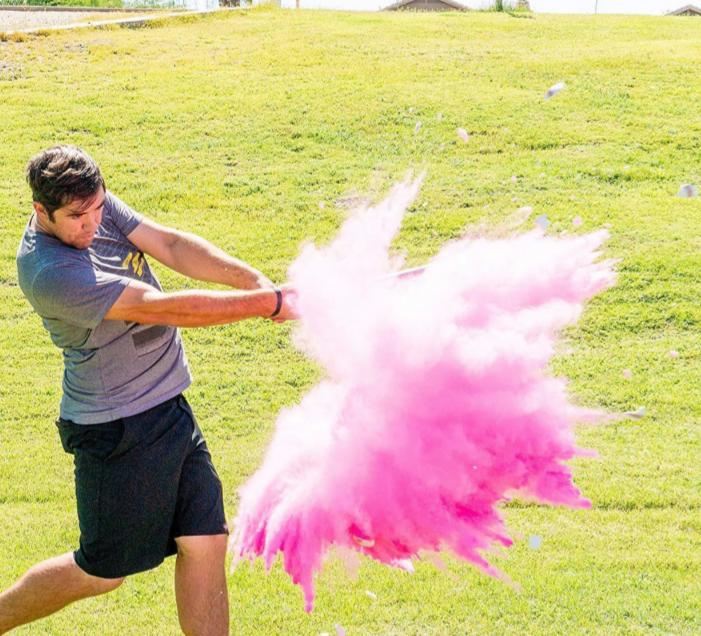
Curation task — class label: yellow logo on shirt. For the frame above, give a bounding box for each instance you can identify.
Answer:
[122,252,145,277]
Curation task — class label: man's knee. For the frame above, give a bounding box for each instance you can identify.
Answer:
[81,572,125,596]
[175,534,228,561]
[94,576,125,595]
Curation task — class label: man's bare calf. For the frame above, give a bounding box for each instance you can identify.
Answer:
[174,535,230,636]
[0,552,123,635]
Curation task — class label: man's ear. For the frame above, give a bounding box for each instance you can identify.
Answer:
[33,202,52,222]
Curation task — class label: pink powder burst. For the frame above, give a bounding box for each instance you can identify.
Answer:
[231,177,616,611]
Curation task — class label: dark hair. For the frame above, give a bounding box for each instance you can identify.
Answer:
[26,146,105,221]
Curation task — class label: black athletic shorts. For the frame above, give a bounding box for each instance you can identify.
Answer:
[56,394,228,579]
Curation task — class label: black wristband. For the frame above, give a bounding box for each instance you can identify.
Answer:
[270,287,283,319]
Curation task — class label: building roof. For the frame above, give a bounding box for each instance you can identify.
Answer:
[384,0,468,10]
[667,4,701,14]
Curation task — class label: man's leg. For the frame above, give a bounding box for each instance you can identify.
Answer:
[0,552,124,635]
[174,535,229,636]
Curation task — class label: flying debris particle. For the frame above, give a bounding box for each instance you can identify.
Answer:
[604,223,612,229]
[535,161,541,168]
[457,128,469,143]
[511,176,518,183]
[623,165,631,171]
[535,215,550,230]
[336,624,346,636]
[669,350,679,358]
[560,230,568,236]
[545,82,566,99]
[352,536,375,548]
[623,407,646,420]
[570,195,576,201]
[437,113,443,121]
[512,197,518,203]
[622,369,632,379]
[529,536,542,550]
[409,107,414,114]
[319,202,326,210]
[414,122,422,135]
[573,216,582,227]
[676,184,698,198]
[365,591,377,600]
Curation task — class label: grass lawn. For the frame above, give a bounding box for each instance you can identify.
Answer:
[1,6,701,635]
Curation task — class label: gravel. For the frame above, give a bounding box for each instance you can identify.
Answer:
[0,9,152,33]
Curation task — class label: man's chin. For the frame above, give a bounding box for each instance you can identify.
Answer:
[69,237,94,250]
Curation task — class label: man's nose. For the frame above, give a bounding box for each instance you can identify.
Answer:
[85,213,99,232]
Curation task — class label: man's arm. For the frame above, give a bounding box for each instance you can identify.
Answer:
[104,279,296,327]
[126,219,273,290]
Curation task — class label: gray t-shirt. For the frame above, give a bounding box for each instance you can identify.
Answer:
[16,191,192,424]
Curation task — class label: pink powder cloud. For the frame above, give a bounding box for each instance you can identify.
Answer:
[231,177,616,611]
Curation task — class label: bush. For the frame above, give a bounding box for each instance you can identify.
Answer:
[482,0,517,11]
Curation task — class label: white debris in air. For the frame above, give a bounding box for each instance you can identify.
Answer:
[535,215,550,230]
[676,184,698,198]
[545,82,566,99]
[352,536,375,548]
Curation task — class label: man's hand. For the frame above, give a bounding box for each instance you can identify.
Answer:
[271,283,298,323]
[255,275,276,291]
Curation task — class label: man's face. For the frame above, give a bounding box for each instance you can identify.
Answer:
[34,187,105,250]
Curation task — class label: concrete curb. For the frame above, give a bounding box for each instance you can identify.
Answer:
[3,7,238,35]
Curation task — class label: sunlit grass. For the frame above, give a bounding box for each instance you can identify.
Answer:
[0,8,700,635]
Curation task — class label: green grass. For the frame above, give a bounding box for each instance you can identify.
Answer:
[1,7,701,635]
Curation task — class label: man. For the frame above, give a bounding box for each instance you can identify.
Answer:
[1,145,296,636]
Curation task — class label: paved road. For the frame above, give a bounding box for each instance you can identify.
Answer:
[0,9,151,32]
